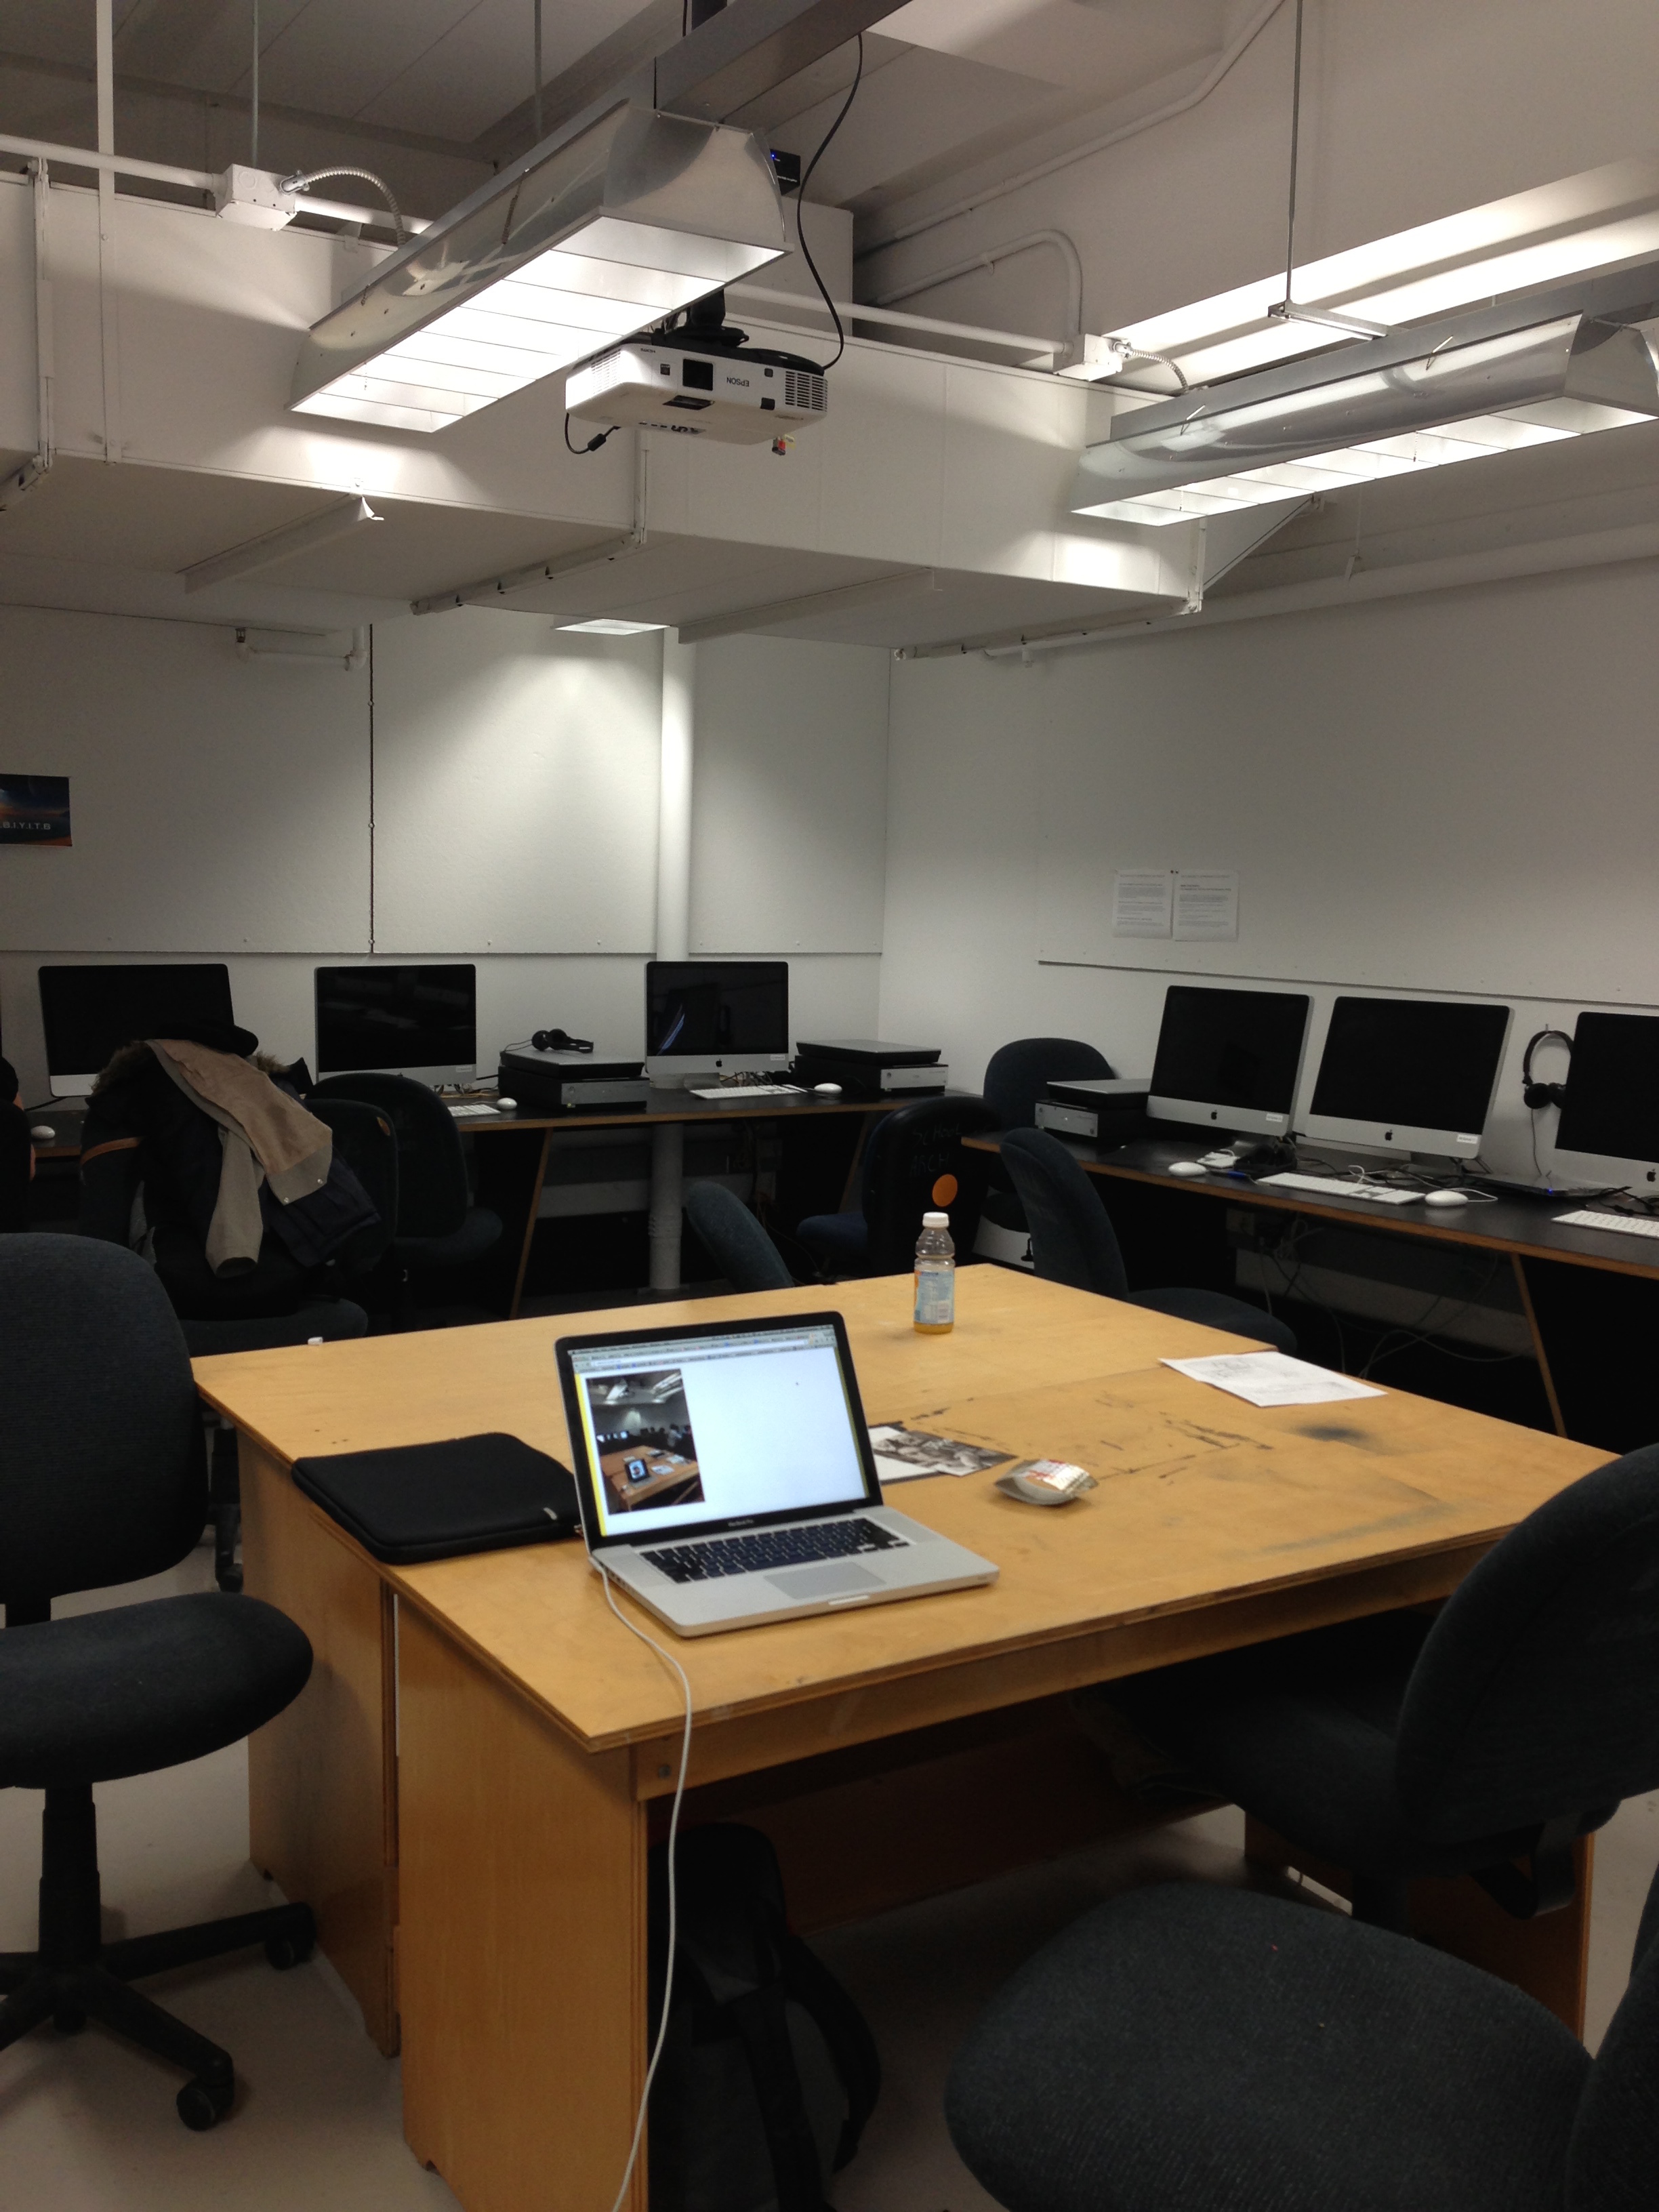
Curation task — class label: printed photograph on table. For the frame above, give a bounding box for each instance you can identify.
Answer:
[869,1422,1012,1482]
[0,774,70,846]
[590,1367,704,1515]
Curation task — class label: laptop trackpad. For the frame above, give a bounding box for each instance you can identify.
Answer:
[765,1562,882,1601]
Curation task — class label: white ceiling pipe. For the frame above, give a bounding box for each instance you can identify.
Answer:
[859,0,1287,266]
[869,230,1084,342]
[0,135,430,234]
[729,280,1055,359]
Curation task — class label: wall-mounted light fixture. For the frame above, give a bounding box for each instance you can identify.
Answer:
[289,104,786,434]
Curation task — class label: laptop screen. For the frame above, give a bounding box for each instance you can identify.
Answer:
[561,1318,874,1542]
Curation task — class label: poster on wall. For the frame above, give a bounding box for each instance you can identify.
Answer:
[0,774,71,847]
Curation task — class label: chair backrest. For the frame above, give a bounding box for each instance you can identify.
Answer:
[1395,1445,1659,1841]
[1,1101,33,1233]
[858,1097,1000,1275]
[0,1235,205,1618]
[310,1073,467,1238]
[684,1181,794,1292]
[998,1128,1129,1298]
[1565,1851,1659,2209]
[306,1097,398,1275]
[982,1038,1113,1131]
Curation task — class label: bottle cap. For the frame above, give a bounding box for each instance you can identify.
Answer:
[922,1210,949,1228]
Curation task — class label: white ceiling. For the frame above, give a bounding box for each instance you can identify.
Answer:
[0,0,1246,213]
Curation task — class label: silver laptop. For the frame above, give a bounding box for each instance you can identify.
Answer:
[556,1311,998,1637]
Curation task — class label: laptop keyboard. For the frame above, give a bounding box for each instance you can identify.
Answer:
[645,1517,907,1584]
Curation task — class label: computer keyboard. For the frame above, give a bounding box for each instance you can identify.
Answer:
[1257,1172,1422,1206]
[1553,1208,1659,1239]
[447,1102,501,1118]
[646,1517,906,1584]
[689,1084,805,1101]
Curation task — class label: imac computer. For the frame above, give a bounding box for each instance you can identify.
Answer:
[314,964,478,1084]
[1147,985,1312,1136]
[644,961,789,1086]
[39,962,236,1097]
[1304,995,1511,1158]
[1550,1011,1659,1192]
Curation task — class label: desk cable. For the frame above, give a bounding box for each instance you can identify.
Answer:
[594,1559,695,2212]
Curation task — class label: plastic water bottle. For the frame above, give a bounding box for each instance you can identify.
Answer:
[914,1210,956,1334]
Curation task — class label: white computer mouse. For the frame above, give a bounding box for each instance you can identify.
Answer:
[1168,1161,1208,1177]
[813,1082,842,1095]
[1425,1189,1470,1208]
[30,1124,54,1143]
[495,1097,516,1111]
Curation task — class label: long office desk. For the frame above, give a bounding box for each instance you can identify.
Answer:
[465,1086,897,1312]
[968,1132,1659,1449]
[194,1269,1605,2212]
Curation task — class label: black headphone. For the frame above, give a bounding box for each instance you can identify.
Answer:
[531,1027,593,1053]
[1521,1028,1573,1110]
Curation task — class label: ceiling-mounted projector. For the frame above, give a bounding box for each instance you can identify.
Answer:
[566,300,827,445]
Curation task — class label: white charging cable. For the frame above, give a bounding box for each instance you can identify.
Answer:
[596,1560,695,2212]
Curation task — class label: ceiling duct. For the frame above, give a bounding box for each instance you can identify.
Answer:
[1071,268,1659,527]
[290,104,786,434]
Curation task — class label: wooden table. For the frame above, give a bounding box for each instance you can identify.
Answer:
[194,1269,1606,2212]
[967,1132,1659,1448]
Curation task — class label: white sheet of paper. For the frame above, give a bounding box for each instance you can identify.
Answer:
[1172,869,1239,941]
[1161,1351,1384,1408]
[1111,869,1173,938]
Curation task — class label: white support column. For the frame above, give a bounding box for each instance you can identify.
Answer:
[648,636,696,1290]
[94,0,121,463]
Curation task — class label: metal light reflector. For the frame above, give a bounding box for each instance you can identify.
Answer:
[290,106,787,434]
[1072,289,1659,528]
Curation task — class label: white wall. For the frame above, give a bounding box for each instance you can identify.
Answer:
[878,563,1659,1179]
[691,635,890,955]
[0,605,889,1100]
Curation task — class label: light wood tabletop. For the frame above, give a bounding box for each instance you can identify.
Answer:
[197,1269,1603,1759]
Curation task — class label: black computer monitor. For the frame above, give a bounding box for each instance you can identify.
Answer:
[1551,1012,1659,1191]
[1304,995,1511,1158]
[1147,985,1311,1137]
[314,965,478,1083]
[644,961,790,1082]
[39,963,236,1098]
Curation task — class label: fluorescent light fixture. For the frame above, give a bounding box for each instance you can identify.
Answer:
[557,617,666,634]
[1093,157,1659,391]
[1072,272,1659,528]
[290,105,786,434]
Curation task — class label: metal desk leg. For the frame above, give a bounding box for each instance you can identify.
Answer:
[1512,1253,1569,1437]
[649,1121,684,1290]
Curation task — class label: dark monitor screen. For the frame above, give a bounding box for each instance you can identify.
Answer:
[1149,986,1310,1116]
[39,963,234,1080]
[645,962,789,1057]
[1555,1012,1659,1166]
[314,964,477,1076]
[1309,996,1511,1141]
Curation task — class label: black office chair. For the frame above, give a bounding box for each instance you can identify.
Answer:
[0,1236,316,2131]
[304,1095,398,1282]
[946,1856,1659,2212]
[684,1181,794,1292]
[999,1127,1297,1353]
[1100,1443,1659,1933]
[982,1038,1113,1132]
[796,1096,1000,1279]
[310,1073,501,1320]
[978,1038,1115,1262]
[78,1134,369,1593]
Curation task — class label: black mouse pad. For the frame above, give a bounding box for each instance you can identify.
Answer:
[292,1432,579,1563]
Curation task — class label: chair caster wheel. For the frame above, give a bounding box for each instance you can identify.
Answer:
[54,2009,87,2034]
[265,1931,313,1971]
[177,2075,234,2131]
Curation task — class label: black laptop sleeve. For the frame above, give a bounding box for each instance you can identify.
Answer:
[291,1432,579,1563]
